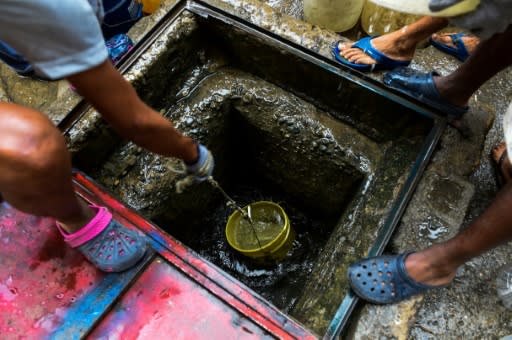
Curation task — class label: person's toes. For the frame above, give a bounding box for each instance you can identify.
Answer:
[431,33,456,48]
[340,48,361,58]
[350,54,368,64]
[353,54,375,65]
[341,49,361,61]
[492,142,512,184]
[335,41,378,65]
[491,142,506,163]
[342,51,358,61]
[337,41,353,52]
[346,53,360,63]
[343,49,376,65]
[431,33,480,54]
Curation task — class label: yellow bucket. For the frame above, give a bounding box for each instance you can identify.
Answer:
[225,201,294,263]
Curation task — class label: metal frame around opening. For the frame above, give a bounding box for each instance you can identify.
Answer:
[183,2,447,338]
[58,1,448,338]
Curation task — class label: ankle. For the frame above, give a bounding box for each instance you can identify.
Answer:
[405,252,457,286]
[393,33,419,54]
[433,76,469,108]
[58,203,96,233]
[372,31,417,59]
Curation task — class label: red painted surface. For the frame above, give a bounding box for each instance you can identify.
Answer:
[0,172,317,339]
[74,172,317,339]
[0,202,102,339]
[89,258,275,339]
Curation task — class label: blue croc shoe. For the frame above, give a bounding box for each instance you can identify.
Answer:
[331,37,411,72]
[430,33,470,62]
[348,252,448,304]
[383,67,468,119]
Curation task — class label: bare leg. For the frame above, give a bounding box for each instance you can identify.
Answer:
[0,103,94,232]
[406,181,512,285]
[336,16,448,65]
[435,25,512,108]
[405,142,512,286]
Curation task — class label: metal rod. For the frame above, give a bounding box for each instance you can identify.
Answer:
[207,177,263,249]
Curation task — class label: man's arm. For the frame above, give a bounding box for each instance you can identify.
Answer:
[67,60,198,163]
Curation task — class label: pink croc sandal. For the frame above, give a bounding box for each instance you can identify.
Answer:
[57,205,147,272]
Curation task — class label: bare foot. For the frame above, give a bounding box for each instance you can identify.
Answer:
[431,32,480,55]
[491,142,512,186]
[335,31,416,66]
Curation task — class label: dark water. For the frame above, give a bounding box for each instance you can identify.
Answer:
[158,179,338,313]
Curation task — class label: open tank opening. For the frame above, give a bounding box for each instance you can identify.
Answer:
[68,8,439,335]
[154,108,364,313]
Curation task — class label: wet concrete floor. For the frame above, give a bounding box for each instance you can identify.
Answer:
[253,1,512,339]
[2,0,512,338]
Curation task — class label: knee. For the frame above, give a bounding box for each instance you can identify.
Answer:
[0,105,68,176]
[18,128,67,175]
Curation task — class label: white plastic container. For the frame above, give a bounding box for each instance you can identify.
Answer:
[361,1,421,36]
[303,0,365,32]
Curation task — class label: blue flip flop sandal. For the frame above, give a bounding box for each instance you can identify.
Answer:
[430,33,470,62]
[331,37,411,72]
[348,252,448,304]
[383,67,468,119]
